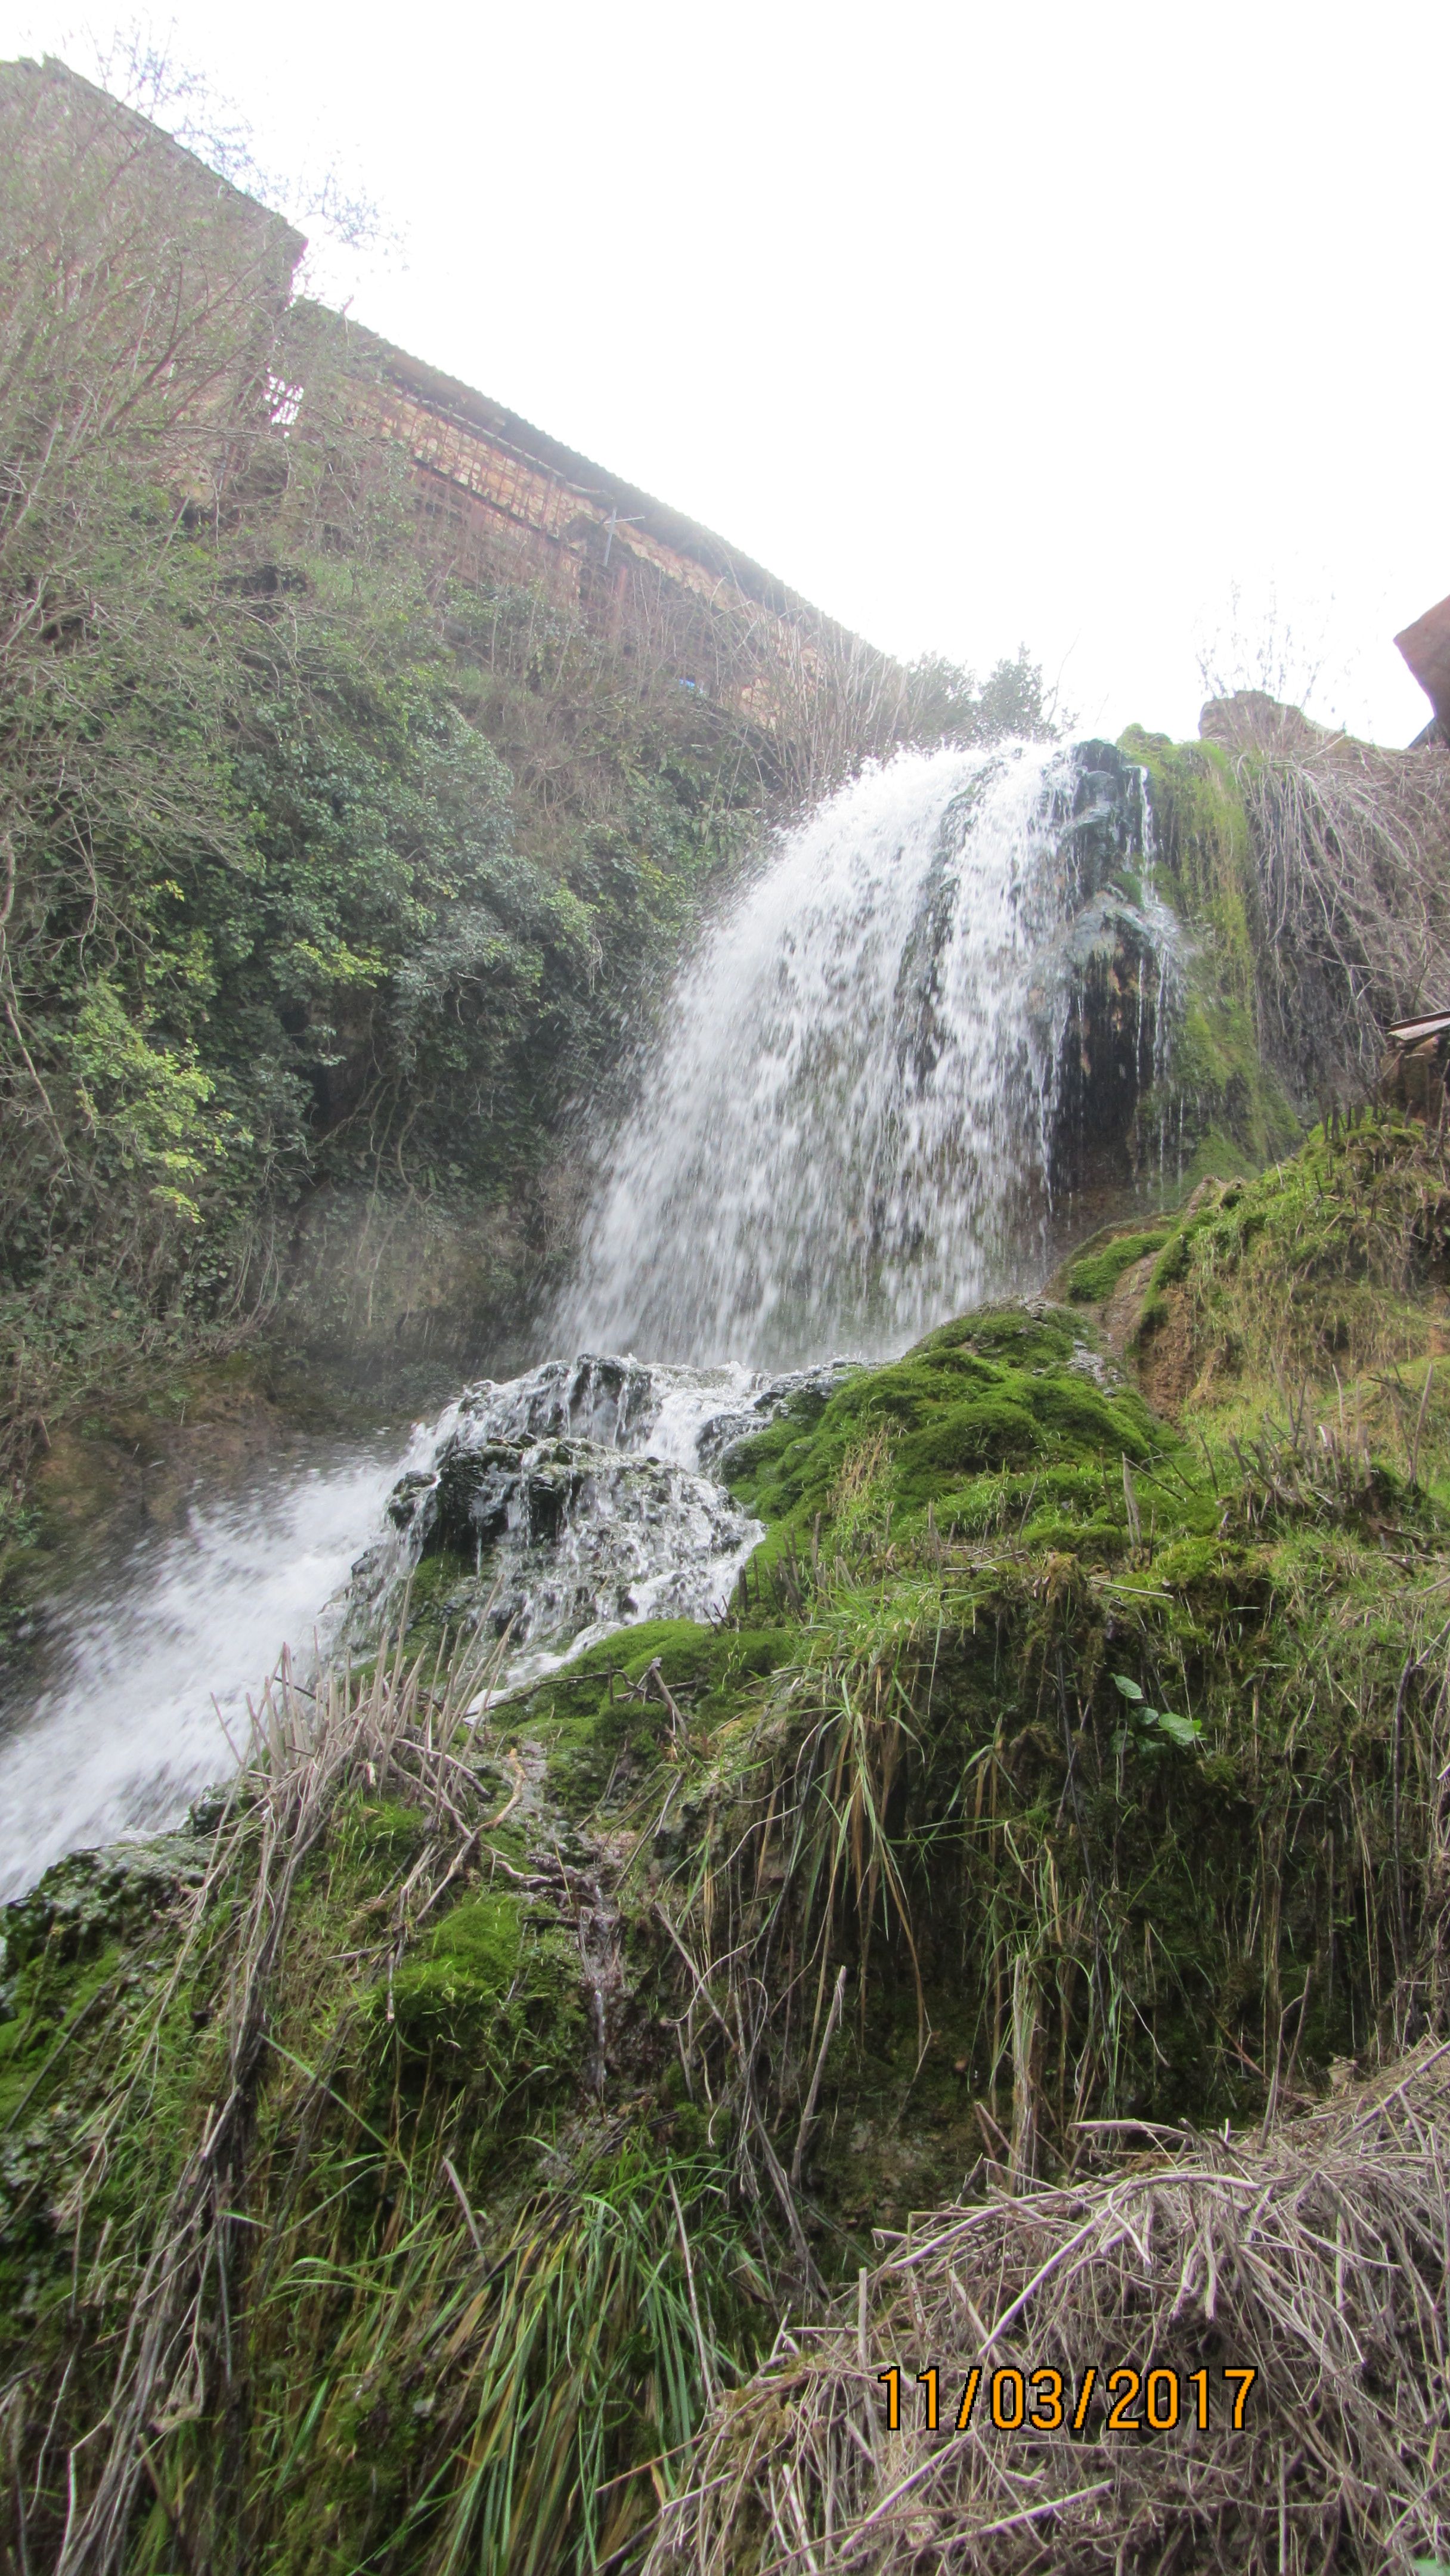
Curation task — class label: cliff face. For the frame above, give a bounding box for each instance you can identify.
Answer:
[5,60,1445,1501]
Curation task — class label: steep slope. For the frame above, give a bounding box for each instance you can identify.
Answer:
[5,1109,1450,2574]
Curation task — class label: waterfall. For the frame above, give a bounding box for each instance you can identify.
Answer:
[0,1361,834,1894]
[0,736,1177,1897]
[356,1351,847,1694]
[0,1442,401,1901]
[557,738,1158,1367]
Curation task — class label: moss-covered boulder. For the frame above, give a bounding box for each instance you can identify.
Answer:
[724,1303,1169,1553]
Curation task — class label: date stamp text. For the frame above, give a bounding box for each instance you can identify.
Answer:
[876,2365,1256,2436]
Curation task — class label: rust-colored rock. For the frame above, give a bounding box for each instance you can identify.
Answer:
[1395,593,1450,733]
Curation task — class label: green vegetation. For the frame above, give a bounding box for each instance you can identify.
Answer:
[1121,724,1302,1188]
[0,239,766,1473]
[10,60,1450,2576]
[7,1111,1450,2570]
[1064,1224,1169,1301]
[1132,1105,1450,1456]
[726,1302,1162,1551]
[0,66,1056,1504]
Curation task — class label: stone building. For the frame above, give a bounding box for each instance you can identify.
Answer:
[352,329,889,752]
[3,52,897,770]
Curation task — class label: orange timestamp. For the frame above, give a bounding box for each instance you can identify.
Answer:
[876,2364,1256,2436]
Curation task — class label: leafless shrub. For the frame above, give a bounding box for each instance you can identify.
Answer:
[1203,696,1450,1095]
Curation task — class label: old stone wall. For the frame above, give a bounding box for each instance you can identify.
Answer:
[363,342,864,732]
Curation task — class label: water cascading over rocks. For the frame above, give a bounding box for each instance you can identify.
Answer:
[359,1351,848,1687]
[0,738,1180,1893]
[556,736,1180,1367]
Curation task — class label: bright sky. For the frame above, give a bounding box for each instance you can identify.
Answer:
[5,0,1448,746]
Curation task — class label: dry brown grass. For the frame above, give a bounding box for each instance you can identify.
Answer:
[647,2039,1450,2575]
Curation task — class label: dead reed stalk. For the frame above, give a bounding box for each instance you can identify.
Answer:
[1231,716,1450,1092]
[647,2037,1450,2575]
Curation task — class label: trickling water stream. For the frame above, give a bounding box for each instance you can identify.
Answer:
[0,740,1179,1896]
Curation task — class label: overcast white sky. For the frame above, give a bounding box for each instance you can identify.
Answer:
[5,0,1448,745]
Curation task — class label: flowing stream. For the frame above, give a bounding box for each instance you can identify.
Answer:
[0,739,1176,1897]
[0,1442,401,1900]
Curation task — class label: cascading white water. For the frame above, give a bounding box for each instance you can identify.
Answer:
[361,1351,844,1692]
[557,739,1118,1366]
[0,1360,828,1895]
[0,736,1175,1900]
[0,1442,402,1901]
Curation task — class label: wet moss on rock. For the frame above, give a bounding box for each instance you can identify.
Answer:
[1065,1225,1169,1302]
[385,1888,585,2089]
[726,1305,1167,1547]
[1120,723,1302,1187]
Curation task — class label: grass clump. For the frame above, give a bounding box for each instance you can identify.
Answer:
[0,1632,764,2576]
[1134,1109,1450,1460]
[1186,1106,1450,1382]
[655,2039,1450,2576]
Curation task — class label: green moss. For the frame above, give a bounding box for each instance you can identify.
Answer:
[894,1394,1043,1490]
[1169,1111,1450,1394]
[388,1893,532,2060]
[1178,1125,1262,1190]
[1118,727,1256,977]
[1119,725,1302,1177]
[729,1305,1169,1543]
[14,1127,1450,2574]
[334,1795,429,1866]
[1065,1227,1169,1301]
[507,1617,798,1810]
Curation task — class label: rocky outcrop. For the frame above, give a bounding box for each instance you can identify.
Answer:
[373,1353,845,1671]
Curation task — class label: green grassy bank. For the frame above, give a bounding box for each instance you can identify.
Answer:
[4,1107,1450,2572]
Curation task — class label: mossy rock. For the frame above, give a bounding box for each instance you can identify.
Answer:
[509,1617,798,1808]
[893,1394,1043,1494]
[1066,1228,1169,1302]
[729,1304,1169,1540]
[0,1834,212,1996]
[1117,724,1302,1176]
[387,1890,583,2077]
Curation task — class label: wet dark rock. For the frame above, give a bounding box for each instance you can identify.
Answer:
[185,1786,233,1835]
[704,1362,854,1475]
[1056,739,1148,894]
[386,1469,437,1534]
[367,1355,838,1676]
